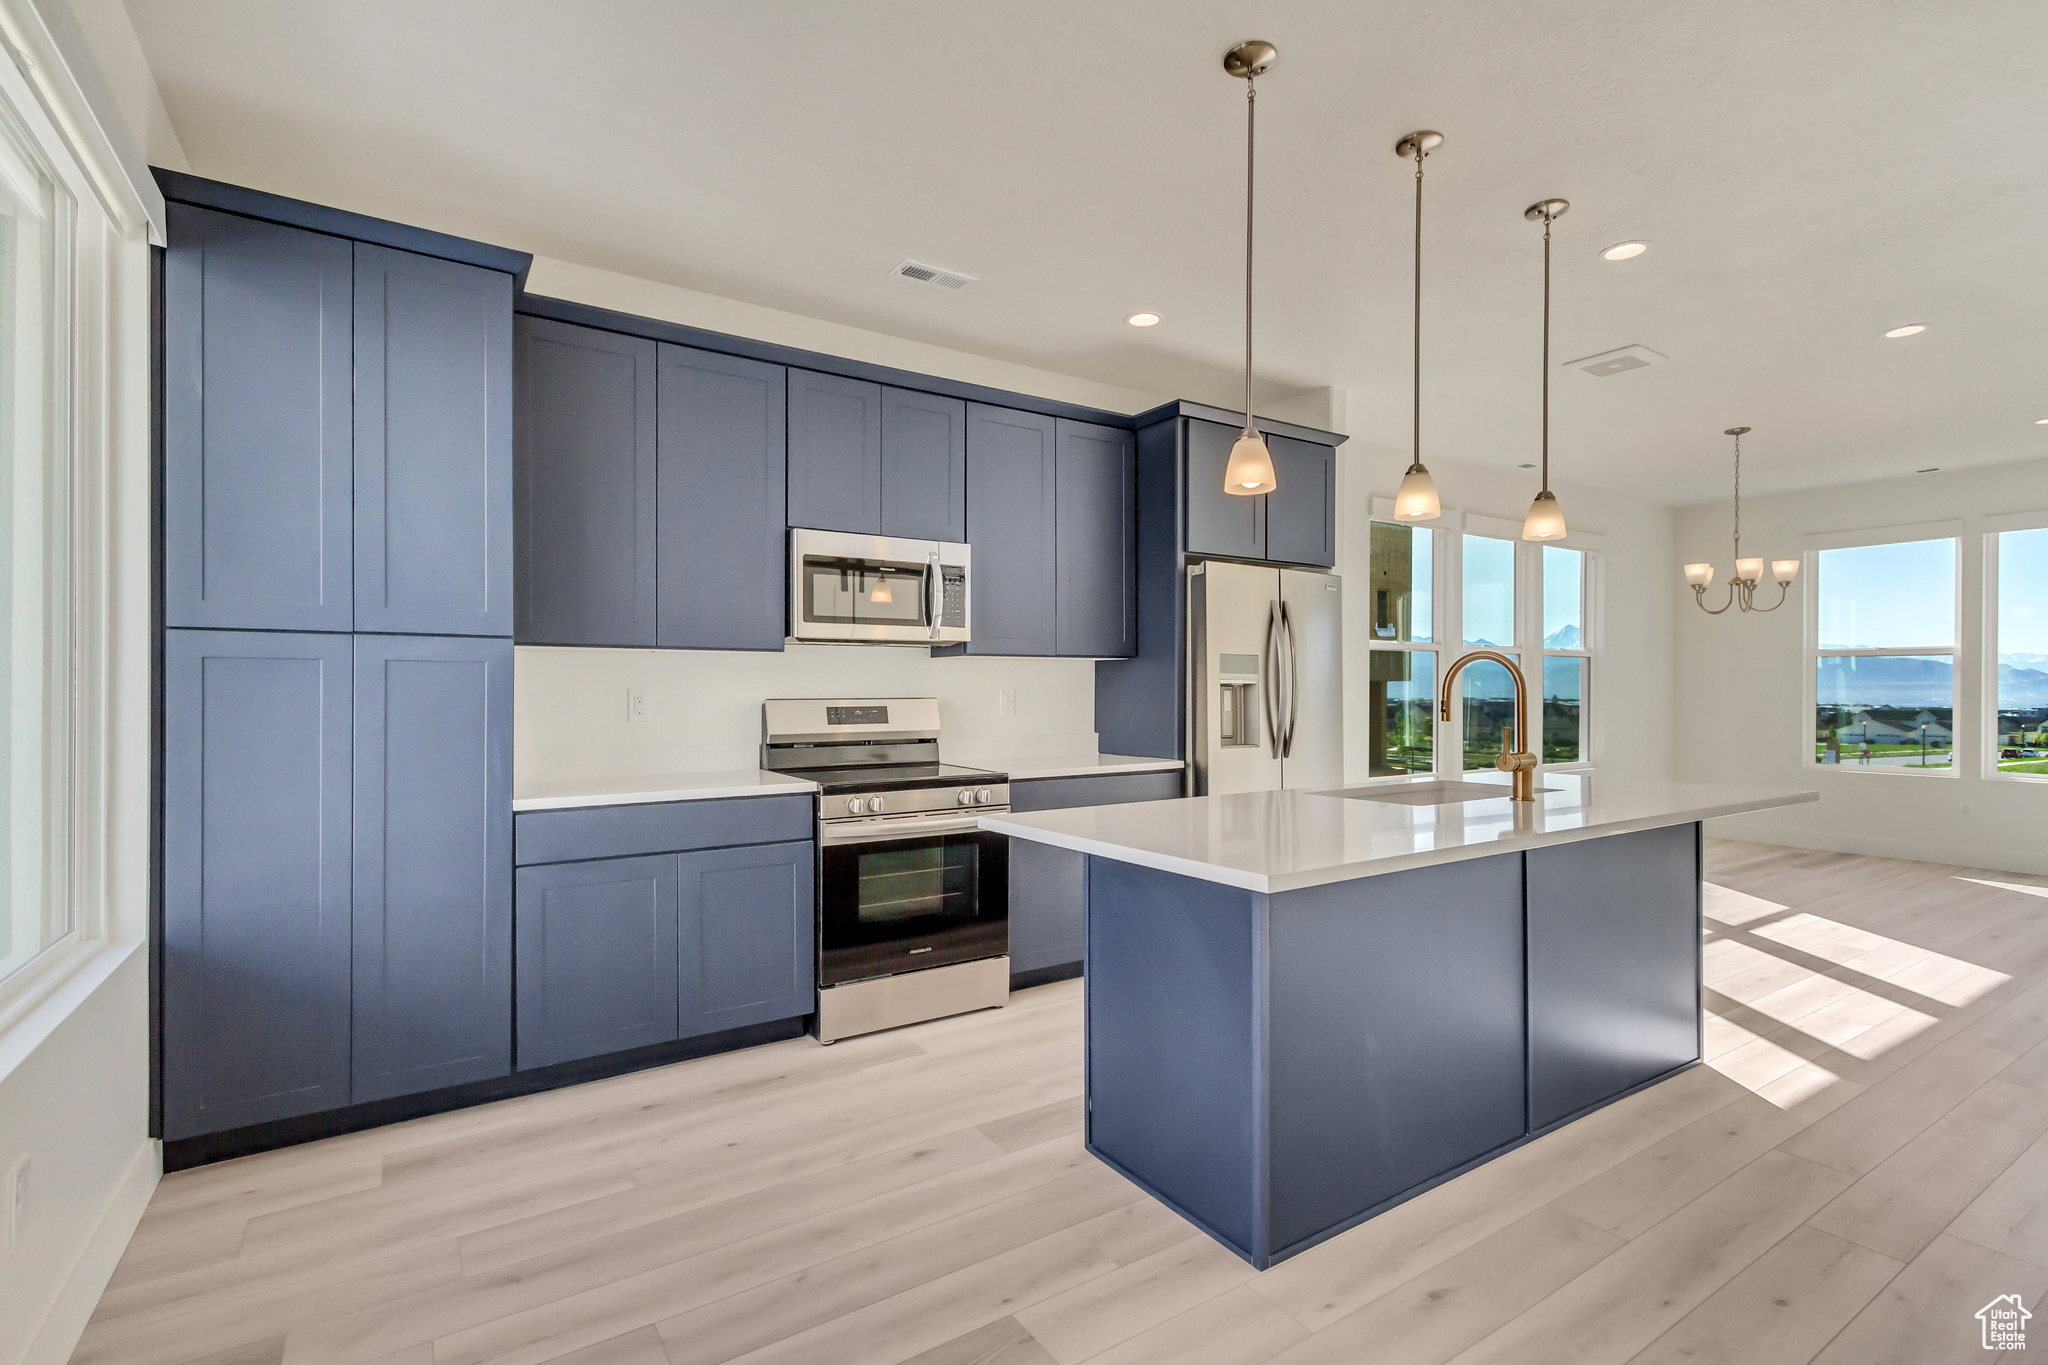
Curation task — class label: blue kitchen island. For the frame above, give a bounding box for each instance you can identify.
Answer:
[980,773,1815,1269]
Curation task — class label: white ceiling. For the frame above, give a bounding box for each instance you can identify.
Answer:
[121,0,2048,505]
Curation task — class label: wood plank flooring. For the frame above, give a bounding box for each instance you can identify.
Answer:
[77,840,2048,1364]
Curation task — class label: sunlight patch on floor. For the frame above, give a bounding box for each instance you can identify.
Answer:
[1957,876,2048,900]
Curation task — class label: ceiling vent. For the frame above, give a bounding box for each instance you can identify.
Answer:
[1565,343,1667,377]
[892,259,977,291]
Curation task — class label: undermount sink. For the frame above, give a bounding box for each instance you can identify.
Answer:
[1322,781,1556,806]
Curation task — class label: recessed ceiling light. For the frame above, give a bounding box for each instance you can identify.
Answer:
[2035,418,2048,425]
[1125,312,1161,327]
[1601,241,1648,261]
[1885,324,1927,338]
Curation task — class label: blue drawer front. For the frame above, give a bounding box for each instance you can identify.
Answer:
[515,792,814,866]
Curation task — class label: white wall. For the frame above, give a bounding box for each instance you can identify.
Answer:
[1676,455,2048,875]
[1334,435,1680,787]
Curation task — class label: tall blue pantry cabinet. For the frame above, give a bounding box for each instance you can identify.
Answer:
[158,175,528,1146]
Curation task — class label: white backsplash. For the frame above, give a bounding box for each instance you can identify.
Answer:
[515,644,1103,783]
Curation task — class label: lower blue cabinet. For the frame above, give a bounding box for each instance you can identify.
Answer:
[352,635,513,1101]
[514,832,816,1069]
[516,855,681,1068]
[678,840,816,1038]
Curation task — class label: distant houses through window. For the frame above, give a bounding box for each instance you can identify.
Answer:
[1814,537,1958,771]
[1995,527,2048,779]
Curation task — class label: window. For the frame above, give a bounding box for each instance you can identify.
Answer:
[1367,521,1436,775]
[1542,545,1589,764]
[0,100,71,988]
[1813,538,1956,772]
[1994,527,2048,778]
[1461,535,1519,771]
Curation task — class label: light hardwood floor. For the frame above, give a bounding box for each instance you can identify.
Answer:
[75,839,2048,1365]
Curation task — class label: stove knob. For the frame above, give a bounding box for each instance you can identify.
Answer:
[976,787,993,805]
[957,789,975,806]
[867,795,888,814]
[845,797,864,816]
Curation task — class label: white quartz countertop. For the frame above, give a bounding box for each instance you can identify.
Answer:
[512,769,818,812]
[978,773,1816,893]
[996,753,1186,781]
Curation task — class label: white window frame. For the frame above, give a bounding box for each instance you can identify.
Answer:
[0,11,146,1033]
[1362,511,1445,779]
[1984,510,2048,787]
[1363,501,1602,784]
[1802,521,1964,781]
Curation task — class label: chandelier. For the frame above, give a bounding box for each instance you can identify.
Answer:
[1685,426,1799,613]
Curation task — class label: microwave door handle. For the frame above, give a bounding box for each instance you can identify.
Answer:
[925,551,940,638]
[1281,602,1299,758]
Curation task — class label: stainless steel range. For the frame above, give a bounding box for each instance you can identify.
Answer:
[762,698,1010,1044]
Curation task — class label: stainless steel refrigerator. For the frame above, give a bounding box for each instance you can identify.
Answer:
[1188,560,1344,795]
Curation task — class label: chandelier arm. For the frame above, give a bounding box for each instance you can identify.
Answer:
[1746,580,1793,613]
[1692,583,1737,615]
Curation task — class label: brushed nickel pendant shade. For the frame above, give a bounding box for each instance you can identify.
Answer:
[1391,130,1443,522]
[1222,40,1278,497]
[1522,198,1571,541]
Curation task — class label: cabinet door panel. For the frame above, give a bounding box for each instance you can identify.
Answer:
[1183,418,1265,562]
[656,346,788,651]
[1008,839,1086,975]
[881,388,966,542]
[514,316,657,646]
[1054,419,1137,657]
[678,840,815,1038]
[352,635,513,1102]
[1526,823,1701,1129]
[965,405,1057,656]
[1265,436,1336,568]
[353,245,514,636]
[163,630,353,1139]
[516,855,680,1069]
[787,369,882,534]
[164,205,353,631]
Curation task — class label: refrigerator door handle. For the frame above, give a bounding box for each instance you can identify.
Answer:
[1265,603,1283,758]
[1281,602,1299,758]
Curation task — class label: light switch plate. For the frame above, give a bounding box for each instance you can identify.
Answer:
[998,689,1016,717]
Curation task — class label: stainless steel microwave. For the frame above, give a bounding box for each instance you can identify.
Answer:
[788,529,971,645]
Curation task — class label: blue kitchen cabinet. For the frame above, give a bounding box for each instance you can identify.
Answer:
[516,855,681,1069]
[514,316,658,647]
[353,244,514,637]
[163,204,354,633]
[1054,419,1137,658]
[1183,418,1266,563]
[351,635,514,1102]
[881,388,967,543]
[162,630,354,1140]
[787,369,883,534]
[1006,769,1183,984]
[677,840,816,1039]
[965,404,1058,656]
[656,344,788,651]
[1264,434,1336,569]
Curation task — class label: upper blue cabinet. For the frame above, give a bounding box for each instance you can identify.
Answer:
[164,204,355,631]
[353,245,514,636]
[1055,419,1137,657]
[656,344,788,651]
[514,317,658,647]
[787,373,967,543]
[163,202,517,635]
[1183,417,1335,570]
[965,404,1058,656]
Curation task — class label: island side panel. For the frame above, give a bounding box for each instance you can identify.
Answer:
[1085,855,1261,1261]
[1525,821,1703,1131]
[1263,852,1527,1262]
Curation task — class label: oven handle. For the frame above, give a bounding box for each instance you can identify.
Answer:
[820,813,1005,846]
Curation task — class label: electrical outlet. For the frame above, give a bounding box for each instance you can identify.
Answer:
[7,1157,27,1246]
[998,688,1016,717]
[1959,801,1975,818]
[627,689,648,723]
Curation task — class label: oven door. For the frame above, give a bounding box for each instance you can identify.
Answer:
[819,816,1008,986]
[788,528,970,644]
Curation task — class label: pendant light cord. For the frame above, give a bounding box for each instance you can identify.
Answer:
[1243,76,1256,437]
[1541,210,1552,496]
[1412,143,1424,472]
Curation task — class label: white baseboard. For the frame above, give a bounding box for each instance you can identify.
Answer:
[1706,818,2048,878]
[22,1138,159,1365]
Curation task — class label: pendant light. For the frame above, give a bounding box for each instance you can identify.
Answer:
[1391,131,1444,522]
[1521,198,1570,540]
[1222,41,1278,496]
[1685,426,1799,613]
